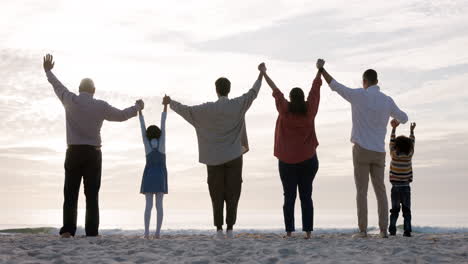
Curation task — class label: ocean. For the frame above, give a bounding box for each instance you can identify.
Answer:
[2,209,467,235]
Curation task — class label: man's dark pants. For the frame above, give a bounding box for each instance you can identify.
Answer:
[389,185,412,234]
[206,156,243,230]
[60,145,102,237]
[279,155,319,232]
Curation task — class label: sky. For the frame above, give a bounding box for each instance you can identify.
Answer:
[1,0,467,229]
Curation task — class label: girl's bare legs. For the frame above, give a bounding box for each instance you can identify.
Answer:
[144,194,154,238]
[154,193,164,238]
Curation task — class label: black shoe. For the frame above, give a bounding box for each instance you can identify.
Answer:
[403,231,411,237]
[389,232,396,236]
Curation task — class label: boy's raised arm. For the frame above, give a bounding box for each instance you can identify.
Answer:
[410,122,416,154]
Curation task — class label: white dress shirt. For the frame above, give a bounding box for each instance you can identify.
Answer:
[329,79,408,153]
[46,70,142,147]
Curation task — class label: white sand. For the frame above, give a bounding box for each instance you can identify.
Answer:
[0,232,467,264]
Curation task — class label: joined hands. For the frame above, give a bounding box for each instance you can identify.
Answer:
[136,99,144,111]
[316,59,325,70]
[258,62,266,73]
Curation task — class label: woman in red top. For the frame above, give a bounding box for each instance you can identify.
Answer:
[260,60,323,239]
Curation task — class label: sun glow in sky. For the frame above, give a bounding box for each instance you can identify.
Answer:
[1,0,468,229]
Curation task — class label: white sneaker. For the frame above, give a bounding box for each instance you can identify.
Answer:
[215,230,225,240]
[352,231,367,238]
[226,230,234,239]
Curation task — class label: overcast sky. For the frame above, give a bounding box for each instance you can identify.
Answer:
[1,0,467,228]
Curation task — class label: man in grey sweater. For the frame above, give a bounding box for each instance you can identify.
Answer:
[165,63,265,239]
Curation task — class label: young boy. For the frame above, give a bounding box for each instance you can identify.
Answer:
[388,120,416,237]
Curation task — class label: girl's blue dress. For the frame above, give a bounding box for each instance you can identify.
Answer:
[140,144,168,194]
[139,112,168,194]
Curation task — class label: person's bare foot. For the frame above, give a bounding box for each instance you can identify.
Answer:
[283,232,292,239]
[304,232,312,239]
[60,232,72,238]
[352,231,367,238]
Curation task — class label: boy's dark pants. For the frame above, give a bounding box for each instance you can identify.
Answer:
[389,185,412,234]
[207,156,243,230]
[60,145,102,237]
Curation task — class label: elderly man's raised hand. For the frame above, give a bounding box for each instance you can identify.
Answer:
[43,54,55,72]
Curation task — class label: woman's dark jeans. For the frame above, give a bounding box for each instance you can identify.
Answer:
[279,155,319,232]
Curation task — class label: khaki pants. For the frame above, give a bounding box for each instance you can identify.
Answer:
[353,144,388,232]
[206,156,243,229]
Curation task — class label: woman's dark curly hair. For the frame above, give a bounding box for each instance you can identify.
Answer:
[288,87,308,115]
[146,125,161,140]
[395,136,413,155]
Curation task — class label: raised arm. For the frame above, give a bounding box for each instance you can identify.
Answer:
[409,122,416,155]
[43,54,77,106]
[104,99,143,122]
[260,64,288,114]
[236,64,264,113]
[390,98,409,124]
[389,119,398,157]
[307,60,324,116]
[260,63,278,92]
[166,96,199,127]
[232,62,265,116]
[139,110,151,153]
[317,60,360,103]
[159,96,169,154]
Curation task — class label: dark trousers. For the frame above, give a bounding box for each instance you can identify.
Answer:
[206,156,243,230]
[279,155,319,232]
[389,185,412,234]
[60,145,102,236]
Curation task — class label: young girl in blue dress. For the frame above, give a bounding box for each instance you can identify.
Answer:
[139,98,168,239]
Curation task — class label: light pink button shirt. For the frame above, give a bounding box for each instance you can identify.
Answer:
[46,70,142,147]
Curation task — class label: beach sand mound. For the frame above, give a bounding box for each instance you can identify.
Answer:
[0,233,467,263]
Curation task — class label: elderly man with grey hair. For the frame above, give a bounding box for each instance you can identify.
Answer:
[43,54,144,238]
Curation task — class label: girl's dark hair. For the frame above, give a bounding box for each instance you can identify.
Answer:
[395,136,413,155]
[146,125,161,140]
[288,87,307,115]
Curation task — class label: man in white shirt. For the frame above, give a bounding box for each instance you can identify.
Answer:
[43,54,144,238]
[318,59,408,238]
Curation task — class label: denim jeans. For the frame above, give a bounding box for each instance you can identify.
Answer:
[389,185,412,234]
[279,155,319,232]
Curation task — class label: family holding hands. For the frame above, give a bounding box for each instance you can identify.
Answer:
[43,53,415,240]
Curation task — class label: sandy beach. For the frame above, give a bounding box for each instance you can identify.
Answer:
[1,231,467,264]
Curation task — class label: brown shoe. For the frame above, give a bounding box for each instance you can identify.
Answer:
[304,232,312,240]
[60,232,72,238]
